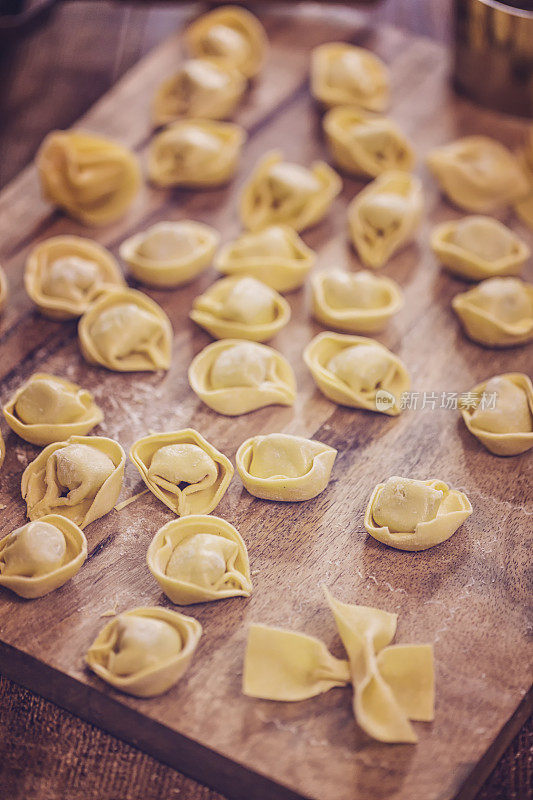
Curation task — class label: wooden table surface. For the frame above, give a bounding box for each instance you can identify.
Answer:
[0,3,531,800]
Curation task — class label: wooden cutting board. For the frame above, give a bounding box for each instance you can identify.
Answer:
[0,7,531,800]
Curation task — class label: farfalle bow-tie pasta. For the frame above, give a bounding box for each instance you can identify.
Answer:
[147,514,252,605]
[86,607,202,697]
[130,429,233,516]
[461,373,533,457]
[311,43,389,112]
[304,332,410,416]
[243,588,434,744]
[236,433,337,501]
[0,264,8,313]
[348,171,423,269]
[36,130,141,225]
[240,151,341,233]
[149,119,246,188]
[452,277,533,347]
[188,339,296,415]
[78,287,173,371]
[21,435,125,529]
[0,515,87,599]
[119,221,219,288]
[364,475,472,551]
[3,373,103,446]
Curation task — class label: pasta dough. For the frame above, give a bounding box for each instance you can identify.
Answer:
[148,119,246,188]
[215,225,316,292]
[426,136,529,213]
[86,607,202,697]
[452,277,533,347]
[146,514,252,604]
[188,339,296,415]
[21,435,125,529]
[311,269,403,333]
[364,476,472,551]
[236,433,337,501]
[0,515,87,599]
[3,373,103,446]
[130,428,233,515]
[36,130,141,225]
[240,151,341,232]
[190,276,291,341]
[461,373,533,457]
[323,108,414,178]
[78,287,173,371]
[119,221,219,287]
[311,43,389,112]
[152,59,246,126]
[0,264,8,313]
[304,332,410,415]
[348,171,423,268]
[431,216,529,281]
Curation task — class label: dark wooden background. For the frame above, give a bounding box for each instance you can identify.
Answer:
[0,2,530,799]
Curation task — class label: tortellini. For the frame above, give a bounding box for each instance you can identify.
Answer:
[431,216,529,281]
[323,108,414,178]
[0,264,8,313]
[0,515,87,599]
[461,373,533,457]
[119,221,219,287]
[215,225,316,292]
[185,5,267,79]
[148,119,246,188]
[152,59,246,126]
[236,432,337,502]
[21,435,125,529]
[86,607,202,697]
[311,269,403,334]
[311,43,390,112]
[36,130,141,225]
[147,514,252,604]
[452,277,533,347]
[240,151,342,233]
[78,287,173,372]
[348,171,423,269]
[364,475,473,551]
[190,276,291,341]
[130,428,233,516]
[188,339,296,415]
[3,373,103,446]
[426,136,529,213]
[304,332,410,415]
[514,127,533,229]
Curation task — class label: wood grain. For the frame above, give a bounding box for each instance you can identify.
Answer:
[0,5,532,800]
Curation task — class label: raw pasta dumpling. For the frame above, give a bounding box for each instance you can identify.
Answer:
[215,225,316,292]
[149,119,246,188]
[240,151,341,232]
[0,264,8,313]
[86,607,202,697]
[426,136,529,213]
[348,171,423,269]
[21,435,125,529]
[514,127,533,229]
[311,43,389,112]
[431,216,529,281]
[452,277,533,347]
[36,130,141,225]
[364,475,472,551]
[190,276,291,341]
[311,269,403,333]
[0,515,87,599]
[119,221,219,287]
[3,373,103,446]
[236,432,337,501]
[304,332,410,415]
[188,339,296,415]
[323,108,414,178]
[79,288,173,371]
[147,514,252,604]
[130,428,233,516]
